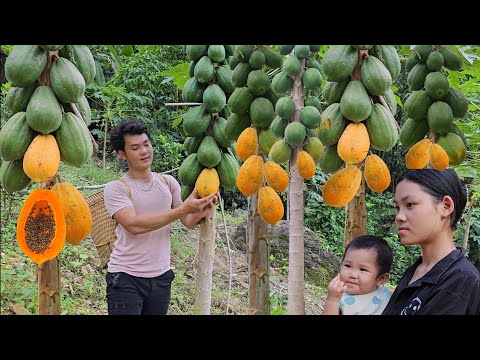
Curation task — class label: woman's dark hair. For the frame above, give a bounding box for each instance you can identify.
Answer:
[397,169,467,230]
[109,119,150,152]
[344,235,393,276]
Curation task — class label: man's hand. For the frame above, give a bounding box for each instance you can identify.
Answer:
[182,188,217,215]
[179,189,219,229]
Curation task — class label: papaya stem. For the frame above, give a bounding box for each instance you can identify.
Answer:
[39,179,55,190]
[379,95,401,132]
[351,50,366,81]
[71,103,99,152]
[227,147,239,167]
[38,53,54,86]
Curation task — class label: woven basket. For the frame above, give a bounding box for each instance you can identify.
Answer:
[86,191,116,269]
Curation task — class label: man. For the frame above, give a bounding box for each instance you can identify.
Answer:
[104,119,217,315]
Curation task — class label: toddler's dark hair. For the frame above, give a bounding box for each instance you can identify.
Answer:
[344,235,393,276]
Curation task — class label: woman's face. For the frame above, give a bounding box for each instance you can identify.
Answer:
[394,180,446,246]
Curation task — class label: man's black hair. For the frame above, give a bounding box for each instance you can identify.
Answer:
[109,119,150,153]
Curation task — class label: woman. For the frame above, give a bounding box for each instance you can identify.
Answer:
[382,168,480,315]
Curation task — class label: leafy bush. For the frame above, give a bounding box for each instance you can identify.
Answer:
[151,133,183,173]
[385,233,421,284]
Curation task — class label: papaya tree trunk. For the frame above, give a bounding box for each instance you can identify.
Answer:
[37,257,60,315]
[37,179,60,315]
[247,191,269,315]
[288,62,305,315]
[344,169,366,247]
[193,209,216,314]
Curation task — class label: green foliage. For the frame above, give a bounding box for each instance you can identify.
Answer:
[1,45,13,54]
[1,83,10,127]
[110,45,186,126]
[151,133,183,173]
[159,62,190,90]
[455,206,480,248]
[270,289,287,315]
[0,223,37,315]
[305,171,346,256]
[366,191,396,236]
[220,186,248,212]
[385,234,421,284]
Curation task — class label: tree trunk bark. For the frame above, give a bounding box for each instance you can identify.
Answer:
[288,60,305,315]
[193,209,216,314]
[462,199,474,251]
[344,170,366,247]
[247,193,269,315]
[37,257,61,315]
[1,50,7,85]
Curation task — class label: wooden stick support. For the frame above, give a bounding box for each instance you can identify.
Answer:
[164,102,202,106]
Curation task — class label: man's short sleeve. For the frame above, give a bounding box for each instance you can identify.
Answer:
[104,180,132,218]
[167,175,182,209]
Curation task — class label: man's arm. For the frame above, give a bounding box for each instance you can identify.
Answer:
[113,190,217,235]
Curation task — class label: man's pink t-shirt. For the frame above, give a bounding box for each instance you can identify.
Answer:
[104,173,182,278]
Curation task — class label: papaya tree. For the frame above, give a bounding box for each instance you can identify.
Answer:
[1,45,96,314]
[320,45,401,246]
[268,45,324,314]
[402,45,468,171]
[177,45,237,314]
[228,45,284,314]
[402,45,479,266]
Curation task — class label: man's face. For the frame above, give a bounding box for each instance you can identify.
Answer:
[118,133,153,171]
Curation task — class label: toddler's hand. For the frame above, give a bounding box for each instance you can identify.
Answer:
[326,274,347,301]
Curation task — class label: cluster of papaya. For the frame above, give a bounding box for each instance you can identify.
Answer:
[179,45,239,200]
[319,45,401,207]
[268,45,324,181]
[401,45,468,169]
[225,45,283,141]
[1,45,96,263]
[1,45,94,190]
[225,45,285,225]
[236,126,289,226]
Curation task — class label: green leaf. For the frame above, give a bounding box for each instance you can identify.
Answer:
[395,94,403,108]
[158,62,190,90]
[121,45,134,57]
[271,307,285,315]
[455,165,478,180]
[172,114,184,128]
[106,45,122,66]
